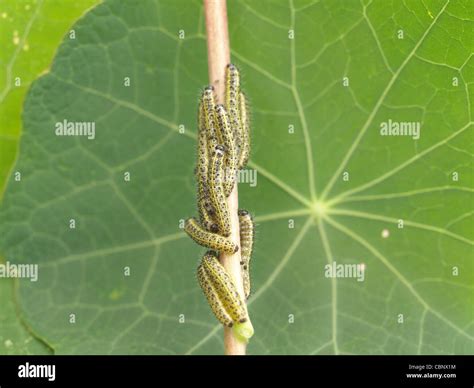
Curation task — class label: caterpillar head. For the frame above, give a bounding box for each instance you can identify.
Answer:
[202,87,215,102]
[215,104,226,112]
[214,144,225,157]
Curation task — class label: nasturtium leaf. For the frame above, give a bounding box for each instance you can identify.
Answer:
[0,0,472,354]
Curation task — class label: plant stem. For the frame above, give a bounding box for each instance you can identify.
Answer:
[204,0,249,355]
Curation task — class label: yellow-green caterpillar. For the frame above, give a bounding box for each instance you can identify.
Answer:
[215,104,237,197]
[225,64,242,159]
[184,218,237,254]
[202,86,220,153]
[197,261,233,328]
[197,252,254,342]
[197,97,208,183]
[238,209,254,299]
[197,191,218,233]
[209,145,231,237]
[238,92,250,169]
[197,98,218,233]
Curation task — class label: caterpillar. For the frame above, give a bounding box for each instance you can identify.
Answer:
[201,86,220,154]
[197,193,218,233]
[198,252,246,324]
[238,92,250,169]
[209,145,231,237]
[215,104,237,197]
[238,209,254,299]
[197,261,233,327]
[184,218,237,254]
[197,252,254,342]
[225,64,242,159]
[197,97,208,182]
[196,99,218,232]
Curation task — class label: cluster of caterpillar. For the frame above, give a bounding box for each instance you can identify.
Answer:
[184,64,255,340]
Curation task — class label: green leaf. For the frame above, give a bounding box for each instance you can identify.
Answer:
[0,0,472,354]
[0,0,100,355]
